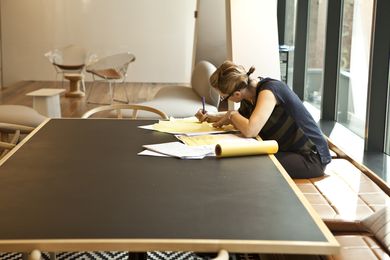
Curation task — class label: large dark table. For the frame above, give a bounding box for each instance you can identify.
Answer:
[0,119,339,255]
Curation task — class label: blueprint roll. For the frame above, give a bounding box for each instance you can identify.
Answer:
[215,140,278,158]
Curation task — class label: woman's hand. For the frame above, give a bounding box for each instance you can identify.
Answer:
[212,111,236,128]
[195,109,209,122]
[195,109,224,123]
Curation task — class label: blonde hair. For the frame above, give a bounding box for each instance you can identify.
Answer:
[210,60,255,94]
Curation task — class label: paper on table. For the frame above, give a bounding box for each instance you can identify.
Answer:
[138,117,198,131]
[215,140,278,158]
[138,117,237,136]
[153,120,236,136]
[168,116,199,122]
[138,150,169,157]
[177,133,259,146]
[138,124,154,130]
[142,141,214,159]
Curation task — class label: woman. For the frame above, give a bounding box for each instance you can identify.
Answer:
[196,60,331,179]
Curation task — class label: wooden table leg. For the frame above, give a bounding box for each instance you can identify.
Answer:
[28,250,41,260]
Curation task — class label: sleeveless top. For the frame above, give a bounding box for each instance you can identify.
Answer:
[238,78,331,165]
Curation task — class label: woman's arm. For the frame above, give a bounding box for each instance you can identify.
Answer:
[195,110,226,123]
[212,90,277,137]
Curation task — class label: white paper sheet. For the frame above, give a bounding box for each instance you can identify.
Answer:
[142,142,214,159]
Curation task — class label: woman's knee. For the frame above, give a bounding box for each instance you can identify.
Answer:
[275,152,325,179]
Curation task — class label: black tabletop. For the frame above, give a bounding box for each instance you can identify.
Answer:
[0,119,331,252]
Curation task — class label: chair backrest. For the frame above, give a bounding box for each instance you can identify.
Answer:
[58,44,87,65]
[49,44,87,67]
[44,50,60,63]
[81,104,168,120]
[191,60,219,107]
[86,52,136,76]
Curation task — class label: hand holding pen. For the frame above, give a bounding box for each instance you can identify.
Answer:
[195,96,208,122]
[195,96,224,123]
[202,96,206,114]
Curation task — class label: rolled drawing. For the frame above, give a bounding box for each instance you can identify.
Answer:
[215,140,278,157]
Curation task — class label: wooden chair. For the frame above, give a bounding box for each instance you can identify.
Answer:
[0,105,46,159]
[0,122,34,159]
[81,104,168,120]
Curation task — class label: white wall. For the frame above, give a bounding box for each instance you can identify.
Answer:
[194,0,227,68]
[227,0,280,109]
[0,0,196,86]
[228,0,280,79]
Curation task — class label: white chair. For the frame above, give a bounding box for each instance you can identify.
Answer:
[45,44,92,92]
[137,60,219,118]
[85,52,136,104]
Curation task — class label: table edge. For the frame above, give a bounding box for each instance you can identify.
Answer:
[0,238,339,255]
[268,155,340,252]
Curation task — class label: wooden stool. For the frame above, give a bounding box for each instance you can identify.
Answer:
[64,73,85,98]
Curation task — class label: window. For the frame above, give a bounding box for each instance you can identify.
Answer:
[283,0,297,87]
[386,65,390,154]
[304,0,327,109]
[336,0,374,137]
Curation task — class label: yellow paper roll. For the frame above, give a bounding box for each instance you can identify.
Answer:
[215,140,278,157]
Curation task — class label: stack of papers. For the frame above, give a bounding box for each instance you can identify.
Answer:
[175,133,278,158]
[138,117,236,136]
[139,142,214,159]
[137,117,278,159]
[176,133,259,146]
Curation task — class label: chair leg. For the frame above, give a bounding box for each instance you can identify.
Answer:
[86,80,95,104]
[81,78,86,93]
[109,81,114,104]
[86,80,112,105]
[128,252,147,260]
[123,83,130,103]
[113,82,130,104]
[49,252,56,260]
[61,73,65,89]
[27,250,41,260]
[54,72,60,88]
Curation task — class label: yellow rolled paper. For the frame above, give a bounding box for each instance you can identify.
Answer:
[215,140,278,157]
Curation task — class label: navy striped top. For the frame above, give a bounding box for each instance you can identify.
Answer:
[238,78,331,165]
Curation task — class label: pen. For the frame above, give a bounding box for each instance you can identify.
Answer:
[202,96,206,114]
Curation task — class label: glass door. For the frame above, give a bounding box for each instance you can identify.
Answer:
[304,0,328,109]
[386,64,390,154]
[284,0,297,88]
[336,0,374,138]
